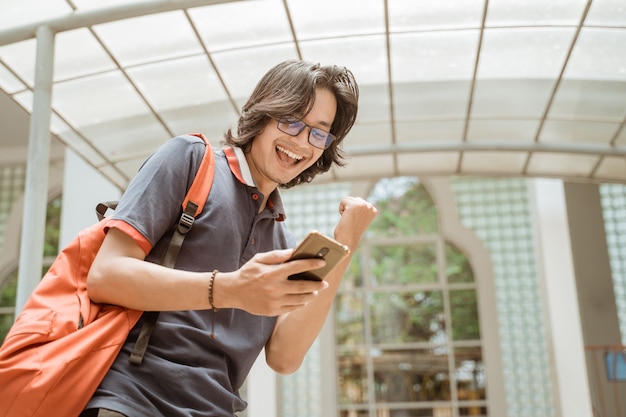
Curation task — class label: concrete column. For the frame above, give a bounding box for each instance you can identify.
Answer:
[247,351,277,417]
[15,25,55,315]
[319,314,338,417]
[563,182,626,417]
[531,179,592,417]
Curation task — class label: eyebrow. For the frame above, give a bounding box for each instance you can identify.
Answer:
[319,120,333,130]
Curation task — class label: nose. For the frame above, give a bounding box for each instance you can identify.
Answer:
[294,126,311,147]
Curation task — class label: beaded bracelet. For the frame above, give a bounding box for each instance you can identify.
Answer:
[208,269,219,338]
[208,269,219,311]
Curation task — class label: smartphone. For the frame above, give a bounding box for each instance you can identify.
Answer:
[287,231,350,281]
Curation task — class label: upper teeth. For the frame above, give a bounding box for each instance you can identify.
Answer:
[277,146,303,161]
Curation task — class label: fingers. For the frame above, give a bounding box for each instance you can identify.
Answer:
[339,196,378,217]
[251,249,326,278]
[242,271,327,316]
[334,196,378,247]
[276,287,327,312]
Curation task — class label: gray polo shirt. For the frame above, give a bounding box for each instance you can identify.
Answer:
[86,135,295,416]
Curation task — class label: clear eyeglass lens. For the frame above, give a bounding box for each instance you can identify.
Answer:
[309,129,328,146]
[278,118,334,149]
[283,120,305,135]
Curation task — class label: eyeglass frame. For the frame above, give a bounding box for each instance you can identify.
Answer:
[275,117,336,150]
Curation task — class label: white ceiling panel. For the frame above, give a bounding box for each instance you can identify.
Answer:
[595,156,626,181]
[50,116,107,166]
[52,71,151,127]
[550,80,626,120]
[353,84,390,124]
[212,43,298,103]
[565,28,626,81]
[467,120,540,142]
[388,0,484,31]
[12,90,33,112]
[586,0,626,26]
[485,0,587,26]
[54,29,117,81]
[527,153,601,178]
[0,63,25,94]
[81,114,170,161]
[189,0,291,52]
[462,151,529,174]
[477,28,574,79]
[300,36,388,85]
[472,79,555,118]
[594,156,626,181]
[332,154,395,181]
[70,0,129,10]
[288,0,384,39]
[539,120,619,145]
[396,121,465,143]
[394,81,472,120]
[161,101,239,142]
[0,39,37,87]
[0,0,71,31]
[346,122,392,147]
[1,30,117,85]
[391,31,479,82]
[0,0,625,187]
[127,55,227,110]
[397,152,460,175]
[93,11,203,67]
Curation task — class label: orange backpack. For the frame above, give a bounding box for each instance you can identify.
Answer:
[0,134,215,417]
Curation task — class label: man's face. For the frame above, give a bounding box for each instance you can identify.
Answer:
[247,87,337,194]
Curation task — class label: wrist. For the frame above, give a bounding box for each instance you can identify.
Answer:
[208,270,219,311]
[208,270,236,310]
[333,232,358,252]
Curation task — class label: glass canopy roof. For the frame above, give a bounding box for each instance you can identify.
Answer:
[0,0,625,189]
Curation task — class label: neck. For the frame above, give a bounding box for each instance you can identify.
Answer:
[258,195,269,214]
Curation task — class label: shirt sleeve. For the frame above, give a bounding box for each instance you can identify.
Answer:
[108,135,207,252]
[104,219,153,255]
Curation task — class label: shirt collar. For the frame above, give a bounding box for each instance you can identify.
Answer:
[224,145,255,186]
[223,146,287,222]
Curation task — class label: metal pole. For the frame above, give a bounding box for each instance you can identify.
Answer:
[0,0,240,47]
[15,25,55,315]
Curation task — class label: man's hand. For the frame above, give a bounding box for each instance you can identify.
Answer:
[213,249,329,316]
[334,196,378,250]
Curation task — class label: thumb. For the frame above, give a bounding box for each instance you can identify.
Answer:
[254,249,293,265]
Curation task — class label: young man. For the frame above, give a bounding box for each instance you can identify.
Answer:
[83,60,377,416]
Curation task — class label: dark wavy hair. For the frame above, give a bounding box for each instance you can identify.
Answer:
[223,59,359,189]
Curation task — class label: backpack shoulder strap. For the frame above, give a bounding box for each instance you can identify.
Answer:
[160,133,215,268]
[129,133,215,366]
[183,133,215,216]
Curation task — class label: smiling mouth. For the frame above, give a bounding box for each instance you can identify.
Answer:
[276,145,304,164]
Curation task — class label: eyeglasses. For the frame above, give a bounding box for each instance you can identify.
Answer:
[276,118,336,150]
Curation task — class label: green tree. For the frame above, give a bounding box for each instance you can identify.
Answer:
[369,177,439,236]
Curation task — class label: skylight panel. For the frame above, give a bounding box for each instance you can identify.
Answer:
[93,11,203,67]
[288,0,384,39]
[189,0,291,52]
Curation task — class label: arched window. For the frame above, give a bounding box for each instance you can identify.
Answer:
[335,178,487,416]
